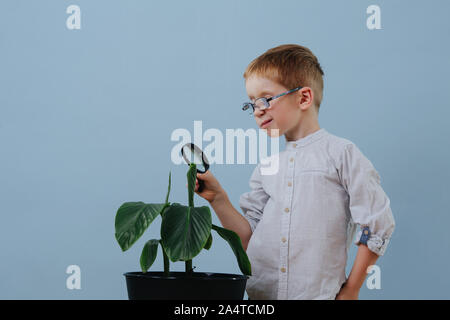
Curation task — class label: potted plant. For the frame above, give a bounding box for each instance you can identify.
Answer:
[115,163,251,300]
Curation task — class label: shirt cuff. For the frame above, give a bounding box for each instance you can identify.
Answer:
[354,226,391,256]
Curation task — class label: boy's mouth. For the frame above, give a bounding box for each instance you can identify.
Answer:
[261,119,273,128]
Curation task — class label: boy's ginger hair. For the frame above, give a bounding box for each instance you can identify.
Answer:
[243,44,324,112]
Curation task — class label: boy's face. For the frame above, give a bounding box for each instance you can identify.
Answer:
[245,75,304,138]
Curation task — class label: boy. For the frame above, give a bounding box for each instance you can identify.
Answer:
[193,44,395,300]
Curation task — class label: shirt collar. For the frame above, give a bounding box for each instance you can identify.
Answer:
[284,128,328,150]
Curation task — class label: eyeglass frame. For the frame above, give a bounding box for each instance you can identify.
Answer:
[242,85,304,115]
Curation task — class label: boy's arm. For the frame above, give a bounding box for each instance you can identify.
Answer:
[338,143,396,255]
[336,143,396,299]
[210,163,268,251]
[195,165,268,251]
[336,244,379,299]
[210,191,253,250]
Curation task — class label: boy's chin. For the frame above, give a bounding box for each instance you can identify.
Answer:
[265,128,282,138]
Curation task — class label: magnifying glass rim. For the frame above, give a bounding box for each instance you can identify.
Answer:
[181,143,210,173]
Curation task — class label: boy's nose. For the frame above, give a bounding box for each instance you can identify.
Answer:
[253,107,265,117]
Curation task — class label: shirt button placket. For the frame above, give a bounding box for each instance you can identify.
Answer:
[278,151,295,300]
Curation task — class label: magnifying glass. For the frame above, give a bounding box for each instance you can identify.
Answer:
[181,143,210,192]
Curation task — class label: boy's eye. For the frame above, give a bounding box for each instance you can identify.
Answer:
[251,95,271,101]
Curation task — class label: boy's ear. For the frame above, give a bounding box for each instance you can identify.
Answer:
[298,87,314,110]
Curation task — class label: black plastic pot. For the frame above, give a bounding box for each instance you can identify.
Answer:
[124,271,248,300]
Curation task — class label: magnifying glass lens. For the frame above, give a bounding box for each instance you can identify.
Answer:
[182,145,206,172]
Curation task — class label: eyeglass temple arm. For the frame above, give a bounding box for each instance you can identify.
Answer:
[242,85,303,110]
[268,86,303,102]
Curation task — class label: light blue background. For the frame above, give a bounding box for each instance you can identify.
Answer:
[1,0,449,299]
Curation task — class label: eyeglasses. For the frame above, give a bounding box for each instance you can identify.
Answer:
[242,85,303,115]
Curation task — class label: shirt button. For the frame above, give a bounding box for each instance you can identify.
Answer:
[287,182,292,187]
[280,267,286,273]
[293,143,297,148]
[281,237,287,243]
[284,208,290,213]
[289,157,294,162]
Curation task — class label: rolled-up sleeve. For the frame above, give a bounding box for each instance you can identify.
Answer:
[339,143,396,256]
[239,164,270,233]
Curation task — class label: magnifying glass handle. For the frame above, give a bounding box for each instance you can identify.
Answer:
[197,179,205,193]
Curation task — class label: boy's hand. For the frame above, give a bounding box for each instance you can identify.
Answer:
[335,282,360,300]
[186,171,225,204]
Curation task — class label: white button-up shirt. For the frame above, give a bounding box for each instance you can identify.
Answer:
[239,128,395,300]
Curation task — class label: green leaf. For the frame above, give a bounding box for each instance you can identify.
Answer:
[171,202,183,207]
[212,224,252,276]
[115,202,165,251]
[187,163,197,207]
[204,233,213,250]
[140,239,160,273]
[160,204,212,262]
[165,171,171,204]
[159,202,171,219]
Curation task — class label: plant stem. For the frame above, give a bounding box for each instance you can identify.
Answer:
[188,164,195,207]
[161,244,170,277]
[185,260,193,274]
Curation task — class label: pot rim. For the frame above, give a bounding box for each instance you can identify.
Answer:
[124,271,249,281]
